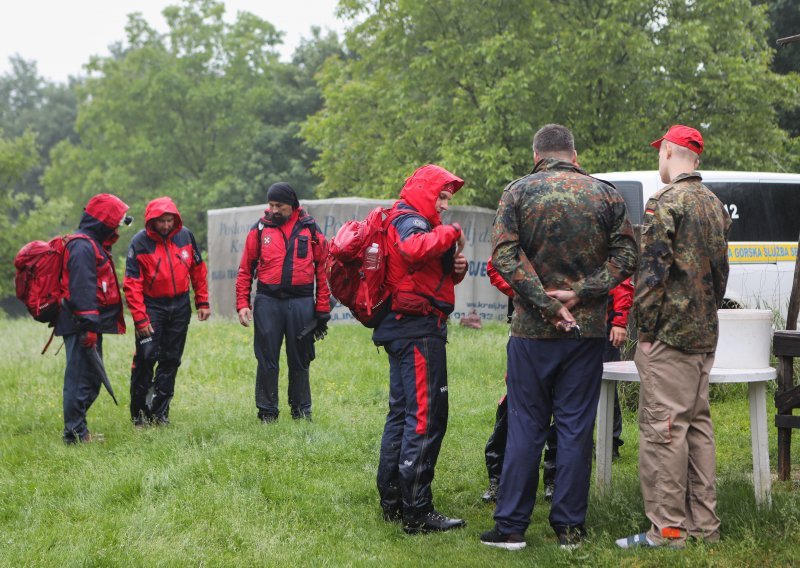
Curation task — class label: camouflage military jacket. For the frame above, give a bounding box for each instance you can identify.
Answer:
[491,158,638,338]
[633,172,731,353]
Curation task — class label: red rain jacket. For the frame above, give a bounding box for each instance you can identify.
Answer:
[123,197,209,330]
[235,207,330,313]
[384,164,465,315]
[608,277,633,328]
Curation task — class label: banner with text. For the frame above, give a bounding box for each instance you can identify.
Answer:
[207,198,507,324]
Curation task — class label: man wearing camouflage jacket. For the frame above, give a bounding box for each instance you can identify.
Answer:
[480,124,637,550]
[617,125,730,550]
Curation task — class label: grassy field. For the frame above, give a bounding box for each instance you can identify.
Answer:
[1,317,799,567]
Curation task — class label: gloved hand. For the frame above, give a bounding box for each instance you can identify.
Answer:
[313,323,328,341]
[80,331,98,349]
[315,311,331,324]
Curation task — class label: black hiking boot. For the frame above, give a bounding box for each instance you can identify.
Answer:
[403,510,466,534]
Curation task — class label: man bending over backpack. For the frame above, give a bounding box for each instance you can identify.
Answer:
[123,197,210,427]
[374,164,468,534]
[56,193,131,444]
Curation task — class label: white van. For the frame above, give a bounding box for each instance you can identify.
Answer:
[592,170,800,320]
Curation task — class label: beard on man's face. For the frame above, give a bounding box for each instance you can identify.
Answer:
[271,212,288,225]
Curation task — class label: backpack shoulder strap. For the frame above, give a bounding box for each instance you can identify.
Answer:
[252,220,266,279]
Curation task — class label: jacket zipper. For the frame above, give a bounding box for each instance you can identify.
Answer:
[163,237,178,295]
[148,258,162,290]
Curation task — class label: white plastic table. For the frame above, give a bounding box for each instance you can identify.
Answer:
[597,360,776,506]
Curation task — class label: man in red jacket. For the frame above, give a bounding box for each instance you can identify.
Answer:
[235,183,330,423]
[373,164,468,534]
[57,193,131,443]
[123,197,210,426]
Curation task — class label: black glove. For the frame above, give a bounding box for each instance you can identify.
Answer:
[313,322,328,341]
[313,312,330,341]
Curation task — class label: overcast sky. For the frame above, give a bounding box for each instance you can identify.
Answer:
[0,0,347,84]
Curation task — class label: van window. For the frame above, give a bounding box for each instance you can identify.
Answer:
[609,181,643,224]
[706,182,800,242]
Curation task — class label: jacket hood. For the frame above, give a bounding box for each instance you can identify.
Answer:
[79,193,129,244]
[145,197,183,238]
[398,164,464,226]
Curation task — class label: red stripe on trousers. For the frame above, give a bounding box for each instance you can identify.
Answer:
[413,345,429,435]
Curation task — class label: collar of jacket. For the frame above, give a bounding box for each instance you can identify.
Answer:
[670,171,702,184]
[532,157,587,175]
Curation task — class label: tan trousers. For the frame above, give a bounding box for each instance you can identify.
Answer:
[635,340,721,546]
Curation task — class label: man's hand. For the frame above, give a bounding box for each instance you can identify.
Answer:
[639,341,652,355]
[80,331,98,349]
[197,308,211,322]
[452,223,465,255]
[546,289,579,310]
[135,324,154,339]
[238,307,253,327]
[453,253,467,275]
[547,305,577,332]
[609,325,627,348]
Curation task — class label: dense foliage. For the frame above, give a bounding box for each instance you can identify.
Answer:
[304,0,800,207]
[2,0,800,314]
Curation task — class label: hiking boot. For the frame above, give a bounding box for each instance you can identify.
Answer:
[482,479,499,503]
[132,416,150,428]
[152,416,170,426]
[612,437,624,460]
[382,507,402,523]
[544,482,555,503]
[542,458,556,502]
[556,526,586,550]
[64,431,105,444]
[553,525,586,550]
[480,527,526,550]
[403,510,466,534]
[259,413,278,424]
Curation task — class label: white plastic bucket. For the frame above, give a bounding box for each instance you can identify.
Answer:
[715,309,773,369]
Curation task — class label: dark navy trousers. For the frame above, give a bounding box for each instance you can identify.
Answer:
[63,333,104,442]
[377,336,448,520]
[130,295,191,422]
[494,336,604,535]
[252,293,315,418]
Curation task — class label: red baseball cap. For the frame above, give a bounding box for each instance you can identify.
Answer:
[650,125,704,155]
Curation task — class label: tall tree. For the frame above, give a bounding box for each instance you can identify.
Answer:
[304,0,800,207]
[43,0,339,246]
[0,56,79,199]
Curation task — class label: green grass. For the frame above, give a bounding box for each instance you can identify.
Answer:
[1,318,800,567]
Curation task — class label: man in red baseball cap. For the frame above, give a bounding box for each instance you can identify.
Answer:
[649,125,704,184]
[617,127,731,549]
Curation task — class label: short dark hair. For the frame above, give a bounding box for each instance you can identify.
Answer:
[532,124,575,156]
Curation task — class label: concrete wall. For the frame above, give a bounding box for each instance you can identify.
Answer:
[206,197,507,324]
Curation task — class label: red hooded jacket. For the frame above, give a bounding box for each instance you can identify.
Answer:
[374,165,465,338]
[123,197,209,329]
[56,193,129,336]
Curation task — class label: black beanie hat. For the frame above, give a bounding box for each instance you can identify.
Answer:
[267,182,299,208]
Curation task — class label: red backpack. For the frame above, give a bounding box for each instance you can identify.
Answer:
[14,234,92,324]
[326,206,404,327]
